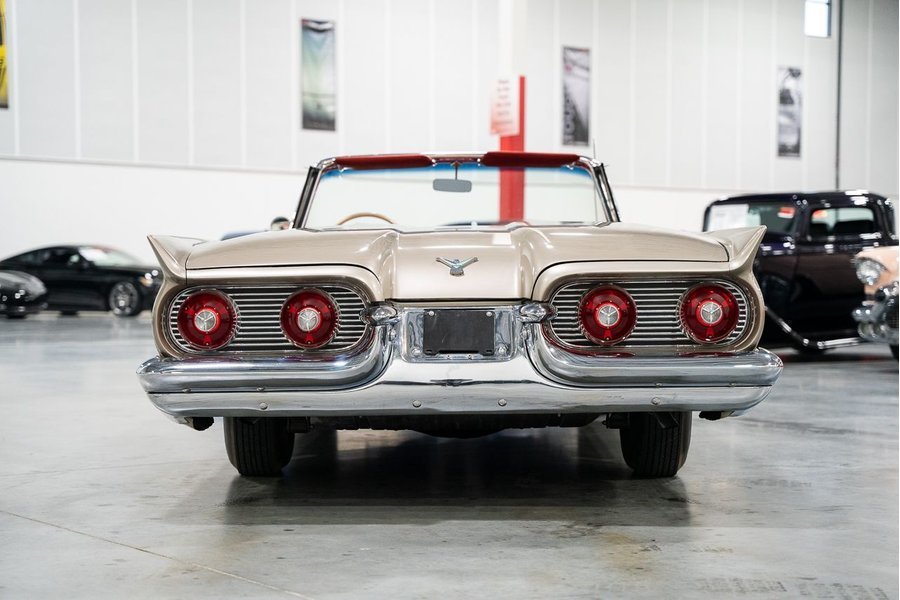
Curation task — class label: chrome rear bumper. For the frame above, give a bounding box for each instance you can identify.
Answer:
[137,323,782,421]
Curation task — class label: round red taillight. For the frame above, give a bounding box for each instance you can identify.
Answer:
[280,289,338,349]
[579,286,637,345]
[176,290,237,350]
[680,283,739,343]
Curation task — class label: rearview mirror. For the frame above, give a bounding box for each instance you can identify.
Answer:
[433,178,472,193]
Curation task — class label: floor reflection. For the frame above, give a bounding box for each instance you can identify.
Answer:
[217,424,693,527]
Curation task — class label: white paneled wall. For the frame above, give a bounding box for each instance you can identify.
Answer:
[839,0,899,198]
[136,0,190,165]
[79,0,133,161]
[0,0,896,262]
[15,0,77,158]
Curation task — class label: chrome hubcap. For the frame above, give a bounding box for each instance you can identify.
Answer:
[110,283,138,314]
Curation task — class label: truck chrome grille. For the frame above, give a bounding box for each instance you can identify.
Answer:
[548,279,750,348]
[168,285,368,353]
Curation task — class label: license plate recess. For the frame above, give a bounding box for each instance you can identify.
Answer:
[422,309,495,356]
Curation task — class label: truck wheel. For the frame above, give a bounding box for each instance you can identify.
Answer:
[619,411,692,478]
[224,417,295,476]
[891,345,898,360]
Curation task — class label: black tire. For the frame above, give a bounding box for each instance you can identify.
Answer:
[108,281,142,317]
[60,310,79,316]
[619,411,692,478]
[5,314,26,319]
[891,345,898,360]
[224,417,295,476]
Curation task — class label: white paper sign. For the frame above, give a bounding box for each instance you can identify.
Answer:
[490,78,520,137]
[707,204,749,231]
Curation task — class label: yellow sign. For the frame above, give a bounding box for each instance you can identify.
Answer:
[0,0,8,109]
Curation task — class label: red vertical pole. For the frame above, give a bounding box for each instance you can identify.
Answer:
[499,76,526,221]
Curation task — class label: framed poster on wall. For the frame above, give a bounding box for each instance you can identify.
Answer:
[0,0,8,109]
[777,67,802,157]
[301,19,335,131]
[562,47,590,146]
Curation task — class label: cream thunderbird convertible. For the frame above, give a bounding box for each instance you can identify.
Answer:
[137,152,782,478]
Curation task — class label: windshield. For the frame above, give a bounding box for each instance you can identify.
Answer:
[78,247,142,267]
[304,163,605,230]
[705,202,797,236]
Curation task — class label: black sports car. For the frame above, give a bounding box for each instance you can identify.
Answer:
[0,245,162,317]
[0,270,49,318]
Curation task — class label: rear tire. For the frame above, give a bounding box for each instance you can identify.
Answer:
[891,345,898,360]
[224,417,295,476]
[619,411,692,478]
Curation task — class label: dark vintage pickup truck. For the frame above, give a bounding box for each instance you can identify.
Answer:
[704,191,898,353]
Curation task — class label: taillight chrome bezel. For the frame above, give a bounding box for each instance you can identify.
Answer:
[280,288,340,349]
[578,285,637,345]
[175,289,238,350]
[679,283,740,344]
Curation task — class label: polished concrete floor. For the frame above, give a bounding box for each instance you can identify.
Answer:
[0,314,897,599]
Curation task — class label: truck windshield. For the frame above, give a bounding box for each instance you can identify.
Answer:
[705,203,796,235]
[304,163,606,230]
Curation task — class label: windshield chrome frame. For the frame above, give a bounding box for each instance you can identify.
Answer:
[292,153,620,231]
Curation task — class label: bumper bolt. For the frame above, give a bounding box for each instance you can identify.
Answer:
[412,400,422,408]
[498,398,507,407]
[651,397,661,406]
[259,402,268,410]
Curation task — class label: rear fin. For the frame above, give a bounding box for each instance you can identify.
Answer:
[704,226,766,274]
[147,235,205,283]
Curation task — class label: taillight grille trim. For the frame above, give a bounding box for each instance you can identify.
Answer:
[167,284,369,354]
[548,279,750,348]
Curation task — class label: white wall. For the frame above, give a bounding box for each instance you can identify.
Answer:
[0,0,896,262]
[839,0,899,198]
[0,159,305,263]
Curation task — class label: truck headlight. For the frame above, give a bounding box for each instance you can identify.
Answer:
[854,258,886,285]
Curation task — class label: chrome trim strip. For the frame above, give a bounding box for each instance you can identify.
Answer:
[766,306,865,350]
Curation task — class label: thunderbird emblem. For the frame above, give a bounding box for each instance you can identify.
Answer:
[436,257,478,277]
